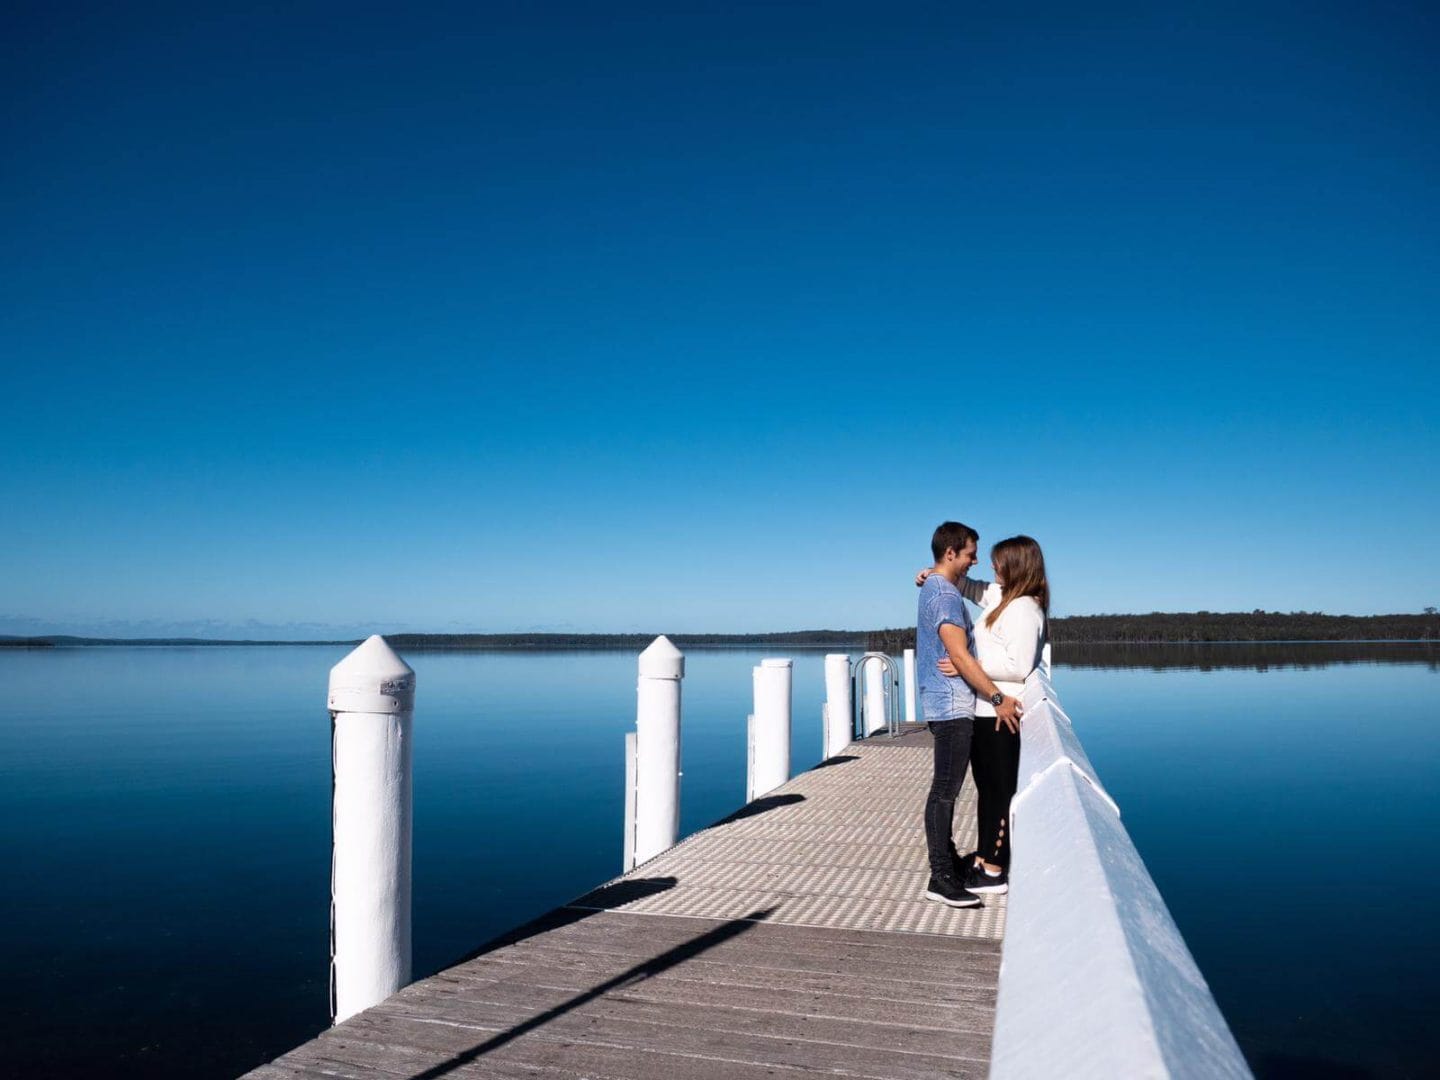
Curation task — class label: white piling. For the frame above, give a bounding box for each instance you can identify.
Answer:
[629,635,684,869]
[622,731,637,872]
[822,653,852,758]
[748,658,792,801]
[902,648,917,726]
[328,635,414,1025]
[861,655,888,736]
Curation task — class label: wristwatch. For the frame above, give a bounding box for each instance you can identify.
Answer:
[990,691,1004,707]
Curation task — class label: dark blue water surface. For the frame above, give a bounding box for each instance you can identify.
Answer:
[1,644,1435,1078]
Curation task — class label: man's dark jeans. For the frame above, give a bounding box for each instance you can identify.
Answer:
[924,717,974,881]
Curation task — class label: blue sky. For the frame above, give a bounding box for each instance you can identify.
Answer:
[3,3,1437,637]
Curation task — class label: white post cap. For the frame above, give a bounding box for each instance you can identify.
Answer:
[327,635,416,714]
[760,658,792,668]
[638,635,685,679]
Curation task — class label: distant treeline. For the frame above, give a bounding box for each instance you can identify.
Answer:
[865,611,1439,653]
[382,631,867,650]
[1056,640,1438,671]
[4,611,1436,651]
[0,631,868,649]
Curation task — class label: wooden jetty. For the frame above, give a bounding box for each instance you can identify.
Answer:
[248,729,1004,1080]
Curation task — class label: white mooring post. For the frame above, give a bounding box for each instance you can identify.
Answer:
[822,653,852,758]
[902,647,917,726]
[626,635,684,870]
[748,658,792,801]
[327,635,414,1025]
[862,655,888,736]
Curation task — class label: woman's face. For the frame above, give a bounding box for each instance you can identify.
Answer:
[992,560,1004,587]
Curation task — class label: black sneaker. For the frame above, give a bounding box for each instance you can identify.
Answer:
[950,848,979,881]
[964,862,1008,895]
[924,875,983,908]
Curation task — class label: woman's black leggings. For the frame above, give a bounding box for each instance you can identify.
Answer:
[971,715,1021,869]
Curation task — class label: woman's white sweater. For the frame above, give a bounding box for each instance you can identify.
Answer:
[960,578,1046,717]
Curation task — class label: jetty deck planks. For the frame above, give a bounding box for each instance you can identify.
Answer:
[249,734,1004,1079]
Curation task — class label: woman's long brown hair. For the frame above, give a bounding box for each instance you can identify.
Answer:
[985,535,1050,628]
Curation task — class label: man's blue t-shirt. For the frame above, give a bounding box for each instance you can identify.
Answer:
[916,574,977,722]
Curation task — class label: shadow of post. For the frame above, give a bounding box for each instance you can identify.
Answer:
[404,907,778,1079]
[713,792,804,825]
[449,877,678,966]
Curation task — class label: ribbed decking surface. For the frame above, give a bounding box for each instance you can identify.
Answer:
[248,733,1003,1079]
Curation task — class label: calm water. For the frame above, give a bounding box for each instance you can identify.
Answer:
[1,644,1436,1078]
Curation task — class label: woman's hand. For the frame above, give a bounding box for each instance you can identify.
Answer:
[915,567,934,587]
[936,657,958,676]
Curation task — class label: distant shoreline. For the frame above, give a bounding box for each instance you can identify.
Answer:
[3,610,1436,649]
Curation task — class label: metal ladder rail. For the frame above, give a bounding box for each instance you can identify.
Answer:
[851,651,902,739]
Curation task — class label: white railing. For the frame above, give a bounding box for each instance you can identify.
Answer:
[990,669,1253,1079]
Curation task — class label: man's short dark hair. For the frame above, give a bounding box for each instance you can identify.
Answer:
[931,521,979,561]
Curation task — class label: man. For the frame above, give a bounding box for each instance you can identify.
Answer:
[916,521,1024,907]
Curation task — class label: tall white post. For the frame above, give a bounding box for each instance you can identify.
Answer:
[903,648,917,726]
[328,635,414,1025]
[631,635,683,868]
[862,655,888,736]
[749,658,792,800]
[823,653,852,758]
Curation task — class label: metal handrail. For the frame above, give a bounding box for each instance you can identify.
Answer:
[852,651,902,738]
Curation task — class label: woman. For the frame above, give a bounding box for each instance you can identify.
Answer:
[917,535,1049,894]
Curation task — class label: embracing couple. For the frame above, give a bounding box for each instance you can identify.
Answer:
[915,521,1050,908]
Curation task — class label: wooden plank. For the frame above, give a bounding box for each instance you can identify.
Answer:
[280,1019,981,1080]
[467,918,1002,987]
[378,975,996,1049]
[312,1008,990,1080]
[433,953,1002,1007]
[469,934,1002,993]
[488,909,1003,963]
[500,927,1003,977]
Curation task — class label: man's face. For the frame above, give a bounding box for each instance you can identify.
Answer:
[950,540,978,575]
